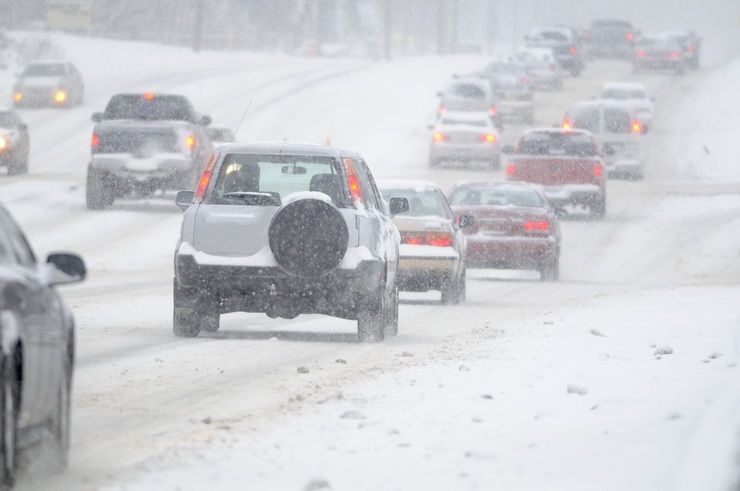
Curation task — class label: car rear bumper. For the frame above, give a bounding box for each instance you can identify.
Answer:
[397,246,459,291]
[543,184,604,207]
[634,59,686,70]
[430,144,499,162]
[90,154,194,188]
[465,235,558,269]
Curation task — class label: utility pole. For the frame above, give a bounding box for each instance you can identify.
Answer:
[436,0,446,55]
[193,0,204,51]
[383,0,392,60]
[486,0,495,55]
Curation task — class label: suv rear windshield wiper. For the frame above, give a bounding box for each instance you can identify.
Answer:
[222,191,281,206]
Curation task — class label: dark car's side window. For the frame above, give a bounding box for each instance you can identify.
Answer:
[0,225,15,264]
[0,209,36,268]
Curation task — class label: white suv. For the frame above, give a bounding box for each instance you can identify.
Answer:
[173,143,408,342]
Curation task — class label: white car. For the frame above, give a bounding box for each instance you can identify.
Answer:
[510,47,563,90]
[599,82,654,130]
[437,76,497,117]
[429,112,502,169]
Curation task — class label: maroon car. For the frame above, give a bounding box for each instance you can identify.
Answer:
[449,182,561,280]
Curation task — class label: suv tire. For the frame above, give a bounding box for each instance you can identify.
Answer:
[540,259,560,281]
[358,291,385,343]
[86,168,110,210]
[50,356,71,469]
[441,269,466,305]
[383,286,399,337]
[0,356,18,488]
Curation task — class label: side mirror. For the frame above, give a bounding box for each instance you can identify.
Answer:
[91,112,102,122]
[200,115,212,126]
[458,215,475,229]
[389,197,409,216]
[175,190,195,210]
[502,144,515,154]
[45,253,86,286]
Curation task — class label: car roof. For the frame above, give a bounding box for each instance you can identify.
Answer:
[602,82,647,91]
[451,180,545,192]
[215,142,346,159]
[26,60,69,66]
[439,111,491,121]
[523,127,591,137]
[569,100,634,111]
[376,179,441,192]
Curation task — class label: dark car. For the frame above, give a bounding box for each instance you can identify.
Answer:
[525,26,584,76]
[633,34,690,74]
[173,143,408,342]
[586,19,637,60]
[13,61,84,108]
[0,204,86,486]
[0,108,29,176]
[652,30,701,70]
[86,93,214,209]
[449,182,561,280]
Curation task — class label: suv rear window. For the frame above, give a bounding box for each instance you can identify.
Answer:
[569,107,600,133]
[604,109,631,133]
[518,132,596,157]
[210,154,346,206]
[449,186,543,207]
[23,63,66,77]
[103,95,194,121]
[379,188,450,218]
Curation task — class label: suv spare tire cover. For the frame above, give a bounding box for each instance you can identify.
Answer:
[269,198,349,276]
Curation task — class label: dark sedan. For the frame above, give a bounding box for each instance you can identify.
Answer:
[449,182,561,280]
[0,204,86,486]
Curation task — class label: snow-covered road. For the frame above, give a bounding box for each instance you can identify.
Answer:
[1,35,738,490]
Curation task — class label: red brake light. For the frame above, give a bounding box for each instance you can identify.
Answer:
[626,31,634,41]
[631,120,642,134]
[401,232,452,247]
[433,132,448,143]
[569,46,578,55]
[342,158,364,205]
[426,233,453,247]
[479,133,496,144]
[562,119,573,131]
[593,163,603,177]
[437,104,446,114]
[143,92,156,101]
[194,154,216,200]
[91,132,100,149]
[488,105,497,116]
[635,49,647,58]
[523,220,549,233]
[506,163,516,177]
[670,51,681,59]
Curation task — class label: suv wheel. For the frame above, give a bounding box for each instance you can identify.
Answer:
[383,286,399,337]
[441,269,466,305]
[173,308,201,337]
[50,356,71,468]
[0,356,18,488]
[358,291,385,343]
[540,259,560,281]
[86,168,110,210]
[591,198,606,219]
[6,153,28,176]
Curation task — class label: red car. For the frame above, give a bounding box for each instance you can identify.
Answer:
[449,182,561,280]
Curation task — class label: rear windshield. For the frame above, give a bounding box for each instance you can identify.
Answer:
[22,63,65,77]
[518,132,597,157]
[534,31,569,42]
[379,188,449,218]
[210,154,346,206]
[604,109,631,133]
[601,89,647,100]
[446,84,486,99]
[449,186,543,208]
[103,95,194,121]
[569,107,600,133]
[440,118,487,127]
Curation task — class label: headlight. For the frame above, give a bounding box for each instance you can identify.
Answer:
[0,135,8,150]
[54,90,67,103]
[13,92,23,102]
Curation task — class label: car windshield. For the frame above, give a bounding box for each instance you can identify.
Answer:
[0,112,14,127]
[518,132,596,156]
[379,188,448,218]
[211,154,345,206]
[22,63,65,77]
[446,83,486,99]
[449,186,543,207]
[534,31,569,42]
[602,89,647,100]
[440,118,487,127]
[103,95,194,121]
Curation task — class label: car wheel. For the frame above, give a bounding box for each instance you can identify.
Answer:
[591,198,606,219]
[358,291,385,343]
[173,308,201,338]
[50,356,71,468]
[383,286,399,337]
[86,168,109,210]
[6,152,28,176]
[490,155,501,170]
[540,259,560,281]
[441,270,465,305]
[0,356,18,488]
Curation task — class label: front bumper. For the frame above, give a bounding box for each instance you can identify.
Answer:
[465,235,558,269]
[14,87,64,107]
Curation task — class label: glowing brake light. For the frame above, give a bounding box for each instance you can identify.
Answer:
[593,163,603,177]
[143,92,156,101]
[54,90,67,103]
[185,134,196,150]
[562,118,573,130]
[670,51,681,59]
[626,31,634,41]
[437,104,446,114]
[631,120,643,134]
[506,162,516,177]
[433,132,448,143]
[523,220,549,233]
[13,92,22,102]
[91,132,100,150]
[401,232,453,247]
[342,158,364,206]
[569,46,578,55]
[635,49,647,58]
[194,154,216,201]
[0,136,7,150]
[479,133,496,144]
[488,105,497,116]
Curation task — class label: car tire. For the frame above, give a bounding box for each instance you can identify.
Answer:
[6,152,28,176]
[86,168,109,210]
[50,356,71,469]
[0,356,18,488]
[591,198,606,219]
[358,291,385,343]
[441,269,465,305]
[173,308,201,338]
[383,286,399,337]
[540,259,560,281]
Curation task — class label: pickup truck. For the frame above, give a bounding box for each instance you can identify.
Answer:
[504,128,606,218]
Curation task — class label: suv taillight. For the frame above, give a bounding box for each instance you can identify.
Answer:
[401,232,453,247]
[194,154,216,201]
[506,163,516,177]
[91,132,100,152]
[342,158,364,206]
[593,163,603,177]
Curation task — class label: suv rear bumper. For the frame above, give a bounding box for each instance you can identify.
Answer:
[543,184,604,208]
[91,154,194,186]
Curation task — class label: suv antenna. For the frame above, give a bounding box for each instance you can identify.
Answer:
[234,100,253,138]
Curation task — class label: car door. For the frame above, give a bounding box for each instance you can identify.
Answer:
[0,209,62,427]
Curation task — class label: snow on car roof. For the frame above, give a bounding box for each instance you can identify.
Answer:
[215,142,344,158]
[529,26,573,38]
[376,179,440,192]
[523,127,590,136]
[571,99,636,111]
[602,82,647,91]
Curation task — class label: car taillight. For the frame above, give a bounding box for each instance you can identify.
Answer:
[506,162,516,177]
[569,46,578,55]
[437,104,446,114]
[631,119,643,134]
[562,118,573,130]
[488,105,497,116]
[54,90,67,103]
[143,92,156,101]
[194,154,216,201]
[593,163,603,177]
[0,136,7,150]
[342,157,364,205]
[635,49,647,58]
[479,133,496,144]
[185,134,196,151]
[13,92,22,102]
[670,51,681,59]
[401,232,453,247]
[433,132,448,143]
[91,132,100,150]
[523,220,549,233]
[626,31,634,41]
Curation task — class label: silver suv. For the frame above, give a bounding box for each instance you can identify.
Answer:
[173,143,409,342]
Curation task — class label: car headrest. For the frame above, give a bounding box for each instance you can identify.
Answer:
[309,174,343,204]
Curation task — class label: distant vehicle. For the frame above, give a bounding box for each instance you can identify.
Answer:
[510,47,563,90]
[437,77,498,119]
[86,93,214,209]
[0,108,30,176]
[0,204,86,486]
[449,181,561,280]
[206,127,236,145]
[480,61,531,87]
[487,74,534,124]
[563,101,645,179]
[599,82,654,129]
[13,61,84,108]
[585,19,637,60]
[173,143,409,342]
[525,26,584,76]
[429,112,502,169]
[633,34,690,74]
[377,180,470,304]
[653,30,701,70]
[503,129,607,217]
